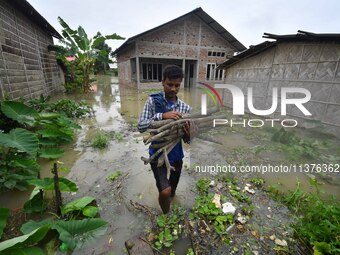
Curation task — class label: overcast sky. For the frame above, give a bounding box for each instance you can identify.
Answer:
[27,0,340,52]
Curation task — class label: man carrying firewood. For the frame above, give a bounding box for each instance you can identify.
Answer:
[138,65,197,214]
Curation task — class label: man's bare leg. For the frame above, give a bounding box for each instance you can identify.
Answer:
[159,187,171,214]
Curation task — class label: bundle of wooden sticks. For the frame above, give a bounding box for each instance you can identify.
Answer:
[141,107,223,173]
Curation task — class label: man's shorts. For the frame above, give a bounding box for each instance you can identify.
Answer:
[150,160,183,192]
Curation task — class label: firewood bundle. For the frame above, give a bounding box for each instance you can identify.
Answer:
[141,107,223,173]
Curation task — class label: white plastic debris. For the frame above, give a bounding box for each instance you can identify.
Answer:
[222,202,236,215]
[236,216,247,224]
[209,180,215,187]
[216,183,223,190]
[275,239,288,246]
[244,186,255,194]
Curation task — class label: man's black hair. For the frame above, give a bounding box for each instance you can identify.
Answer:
[162,65,184,80]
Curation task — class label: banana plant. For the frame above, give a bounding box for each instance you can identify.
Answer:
[57,17,124,92]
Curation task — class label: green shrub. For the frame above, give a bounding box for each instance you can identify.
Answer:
[268,180,340,254]
[91,131,110,149]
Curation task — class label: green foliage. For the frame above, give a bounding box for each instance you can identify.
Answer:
[28,96,92,118]
[93,32,112,74]
[0,101,38,126]
[106,171,122,182]
[27,177,78,192]
[154,206,185,250]
[23,188,45,213]
[61,196,97,217]
[250,178,265,187]
[186,248,194,255]
[192,193,233,237]
[2,218,108,253]
[0,208,10,239]
[57,17,124,92]
[114,132,124,141]
[0,100,80,191]
[268,181,340,254]
[196,178,210,195]
[271,128,320,161]
[0,128,39,155]
[23,176,78,214]
[91,131,110,149]
[39,148,64,159]
[53,218,108,250]
[0,225,50,253]
[47,99,92,118]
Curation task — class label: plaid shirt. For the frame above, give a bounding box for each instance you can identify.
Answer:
[138,92,191,133]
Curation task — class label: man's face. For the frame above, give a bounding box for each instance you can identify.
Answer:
[162,78,182,98]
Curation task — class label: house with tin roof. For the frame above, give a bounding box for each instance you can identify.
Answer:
[218,30,340,138]
[114,7,245,89]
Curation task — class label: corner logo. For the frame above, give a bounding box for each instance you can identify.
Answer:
[199,83,312,117]
[198,83,312,128]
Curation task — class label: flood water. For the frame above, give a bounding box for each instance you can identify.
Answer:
[0,75,339,254]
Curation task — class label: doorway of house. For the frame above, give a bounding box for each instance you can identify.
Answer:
[184,60,196,88]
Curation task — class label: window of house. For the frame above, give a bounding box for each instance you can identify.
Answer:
[141,63,162,81]
[207,50,226,58]
[206,63,224,81]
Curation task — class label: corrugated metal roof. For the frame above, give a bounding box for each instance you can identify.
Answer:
[263,30,340,42]
[113,7,246,55]
[6,0,62,39]
[218,30,340,69]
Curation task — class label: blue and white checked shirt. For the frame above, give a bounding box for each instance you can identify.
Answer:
[138,92,191,133]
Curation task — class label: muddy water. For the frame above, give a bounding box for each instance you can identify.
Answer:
[57,76,197,254]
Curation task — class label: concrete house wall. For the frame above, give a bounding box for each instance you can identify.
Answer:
[222,41,340,138]
[116,9,245,89]
[0,0,64,101]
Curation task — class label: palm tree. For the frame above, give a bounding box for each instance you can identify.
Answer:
[58,17,124,92]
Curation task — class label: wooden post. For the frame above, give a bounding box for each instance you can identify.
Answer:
[52,163,63,216]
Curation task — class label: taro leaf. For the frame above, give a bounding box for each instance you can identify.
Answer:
[0,128,38,155]
[0,225,50,251]
[27,177,78,192]
[4,180,16,189]
[61,196,95,215]
[53,218,108,250]
[0,246,44,255]
[0,101,38,126]
[37,126,69,138]
[57,116,81,129]
[20,219,52,235]
[82,206,99,218]
[0,208,10,239]
[37,112,60,120]
[38,138,58,146]
[39,148,64,159]
[23,188,45,213]
[9,158,40,172]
